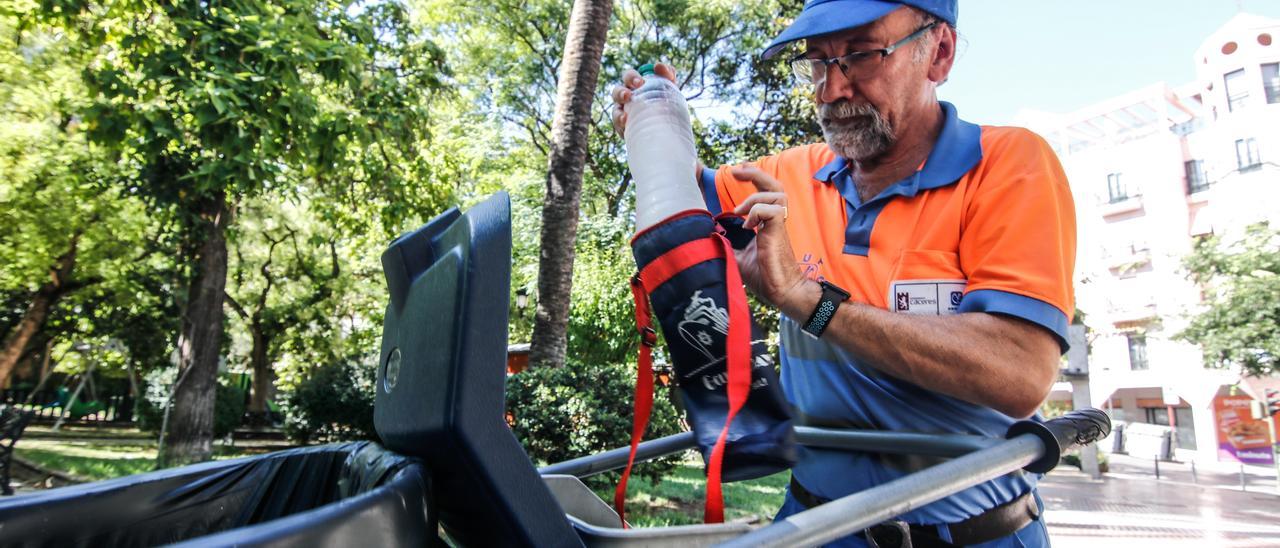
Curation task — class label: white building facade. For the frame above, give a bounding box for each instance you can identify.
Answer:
[1023,13,1280,464]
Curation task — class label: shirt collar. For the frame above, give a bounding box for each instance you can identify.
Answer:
[812,101,983,199]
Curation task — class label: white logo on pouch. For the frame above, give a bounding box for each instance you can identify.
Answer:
[888,279,967,315]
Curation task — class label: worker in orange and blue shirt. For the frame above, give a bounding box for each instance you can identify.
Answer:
[612,0,1074,546]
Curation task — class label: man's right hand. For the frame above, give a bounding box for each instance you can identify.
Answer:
[610,62,678,136]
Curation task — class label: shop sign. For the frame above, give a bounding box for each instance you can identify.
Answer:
[1213,394,1279,465]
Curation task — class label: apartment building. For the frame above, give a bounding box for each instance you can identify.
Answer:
[1022,13,1280,464]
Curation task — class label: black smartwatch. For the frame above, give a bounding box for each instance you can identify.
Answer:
[802,280,850,338]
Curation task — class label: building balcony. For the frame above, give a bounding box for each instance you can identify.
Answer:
[1186,184,1214,205]
[1100,195,1144,219]
[1106,249,1152,272]
[1107,302,1158,324]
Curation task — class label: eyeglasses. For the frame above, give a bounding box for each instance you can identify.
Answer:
[789,22,938,86]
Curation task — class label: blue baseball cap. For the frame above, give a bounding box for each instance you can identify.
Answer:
[762,0,957,59]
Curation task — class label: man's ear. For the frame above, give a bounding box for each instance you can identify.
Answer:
[928,26,957,85]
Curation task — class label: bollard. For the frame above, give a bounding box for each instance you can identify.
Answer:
[1190,460,1197,484]
[1241,464,1247,491]
[1154,455,1160,480]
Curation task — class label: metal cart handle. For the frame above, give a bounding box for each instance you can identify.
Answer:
[718,409,1113,548]
[1008,408,1112,473]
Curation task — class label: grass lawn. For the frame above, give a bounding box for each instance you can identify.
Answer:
[597,459,789,527]
[16,438,271,482]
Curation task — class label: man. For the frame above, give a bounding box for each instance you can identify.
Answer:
[612,1,1073,546]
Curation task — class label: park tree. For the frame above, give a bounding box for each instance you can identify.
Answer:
[417,0,813,367]
[43,0,446,465]
[0,7,155,387]
[224,199,342,424]
[530,0,614,369]
[1179,223,1280,377]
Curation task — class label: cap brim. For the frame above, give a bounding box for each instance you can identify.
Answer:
[762,0,901,60]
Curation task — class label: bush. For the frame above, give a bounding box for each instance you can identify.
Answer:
[214,383,246,438]
[1060,450,1109,473]
[135,367,173,434]
[505,359,685,485]
[280,359,377,444]
[136,367,245,438]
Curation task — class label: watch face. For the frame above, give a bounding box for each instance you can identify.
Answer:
[820,280,850,300]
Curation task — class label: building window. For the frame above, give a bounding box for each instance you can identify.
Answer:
[1185,160,1209,194]
[1236,138,1261,170]
[1263,63,1280,104]
[1107,172,1128,203]
[1127,334,1149,370]
[1225,68,1249,112]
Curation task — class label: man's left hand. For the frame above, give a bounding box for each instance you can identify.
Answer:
[731,166,810,313]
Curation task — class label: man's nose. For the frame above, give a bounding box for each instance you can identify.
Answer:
[817,66,856,104]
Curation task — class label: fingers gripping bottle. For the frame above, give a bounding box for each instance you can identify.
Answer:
[617,64,796,525]
[624,64,706,232]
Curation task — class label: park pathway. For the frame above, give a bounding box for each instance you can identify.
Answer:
[1041,455,1280,547]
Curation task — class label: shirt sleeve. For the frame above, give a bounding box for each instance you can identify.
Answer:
[956,129,1076,352]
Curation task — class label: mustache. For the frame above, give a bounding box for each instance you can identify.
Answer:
[818,100,882,123]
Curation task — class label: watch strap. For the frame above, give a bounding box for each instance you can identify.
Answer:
[802,280,849,338]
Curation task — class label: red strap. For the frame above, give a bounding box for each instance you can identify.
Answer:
[635,238,723,293]
[615,233,749,526]
[614,277,657,527]
[702,233,751,523]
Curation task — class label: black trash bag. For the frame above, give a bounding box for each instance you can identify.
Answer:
[0,442,433,547]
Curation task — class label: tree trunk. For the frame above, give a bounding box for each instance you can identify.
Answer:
[247,327,275,425]
[159,192,232,467]
[529,0,613,369]
[0,293,54,388]
[0,232,84,386]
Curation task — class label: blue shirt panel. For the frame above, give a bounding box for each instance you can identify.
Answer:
[779,318,1040,524]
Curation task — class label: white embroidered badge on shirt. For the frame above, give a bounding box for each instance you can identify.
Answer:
[888,279,967,315]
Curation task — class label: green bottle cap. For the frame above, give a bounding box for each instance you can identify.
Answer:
[637,63,656,76]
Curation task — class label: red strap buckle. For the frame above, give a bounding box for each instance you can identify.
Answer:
[639,326,657,347]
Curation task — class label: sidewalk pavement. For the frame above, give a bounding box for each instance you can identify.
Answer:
[1040,455,1280,547]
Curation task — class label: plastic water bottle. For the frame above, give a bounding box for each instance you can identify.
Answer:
[624,64,705,232]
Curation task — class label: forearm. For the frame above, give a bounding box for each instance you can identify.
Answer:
[780,280,1058,418]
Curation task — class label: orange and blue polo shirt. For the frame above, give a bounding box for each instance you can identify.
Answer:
[698,101,1076,524]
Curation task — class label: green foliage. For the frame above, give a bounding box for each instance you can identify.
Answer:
[0,6,169,378]
[566,215,642,366]
[418,0,815,363]
[44,0,449,218]
[214,382,246,438]
[280,359,377,444]
[505,359,684,484]
[136,367,245,438]
[1178,223,1280,376]
[1060,451,1109,474]
[135,366,176,434]
[1039,400,1072,420]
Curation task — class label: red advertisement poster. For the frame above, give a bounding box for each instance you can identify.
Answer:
[1213,395,1280,465]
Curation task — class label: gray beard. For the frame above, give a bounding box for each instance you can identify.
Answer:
[818,100,895,162]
